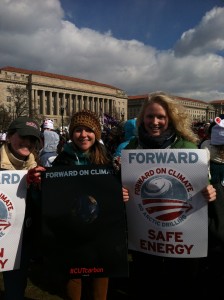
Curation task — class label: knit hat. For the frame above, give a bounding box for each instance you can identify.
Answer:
[8,116,41,141]
[69,110,101,140]
[43,119,54,130]
[211,124,224,145]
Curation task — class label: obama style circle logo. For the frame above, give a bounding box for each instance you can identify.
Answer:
[138,172,193,227]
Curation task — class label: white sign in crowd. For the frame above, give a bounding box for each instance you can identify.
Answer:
[121,149,209,258]
[0,171,27,271]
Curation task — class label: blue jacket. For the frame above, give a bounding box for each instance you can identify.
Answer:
[114,119,137,157]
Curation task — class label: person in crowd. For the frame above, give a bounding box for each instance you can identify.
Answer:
[39,130,59,167]
[116,92,216,299]
[56,127,70,154]
[197,122,207,141]
[39,119,55,149]
[104,126,124,156]
[41,119,54,132]
[63,126,70,142]
[199,118,224,294]
[114,118,137,157]
[198,120,216,148]
[113,118,137,171]
[1,116,45,300]
[0,130,7,147]
[57,132,69,154]
[52,110,114,300]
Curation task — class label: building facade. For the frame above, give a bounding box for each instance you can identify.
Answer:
[0,66,128,129]
[128,94,224,122]
[1,66,224,130]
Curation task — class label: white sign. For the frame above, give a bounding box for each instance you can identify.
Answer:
[0,170,27,271]
[121,149,209,258]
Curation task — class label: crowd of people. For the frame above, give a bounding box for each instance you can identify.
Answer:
[0,91,223,299]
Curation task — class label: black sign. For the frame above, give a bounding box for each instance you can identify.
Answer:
[41,165,129,278]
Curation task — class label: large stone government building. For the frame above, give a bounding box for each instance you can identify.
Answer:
[128,95,224,122]
[0,66,128,129]
[0,66,223,129]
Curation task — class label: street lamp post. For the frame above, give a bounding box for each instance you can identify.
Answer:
[60,106,65,132]
[121,109,125,121]
[215,108,218,119]
[206,106,209,122]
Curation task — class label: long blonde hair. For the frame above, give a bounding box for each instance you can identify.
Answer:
[137,92,199,144]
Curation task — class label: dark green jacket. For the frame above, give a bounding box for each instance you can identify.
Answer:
[125,136,198,150]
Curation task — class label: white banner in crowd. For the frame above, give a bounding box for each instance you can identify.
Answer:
[0,170,27,271]
[121,149,209,258]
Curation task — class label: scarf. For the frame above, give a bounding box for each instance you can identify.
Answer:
[138,123,176,149]
[63,142,91,165]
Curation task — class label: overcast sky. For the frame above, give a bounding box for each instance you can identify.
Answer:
[0,0,224,101]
